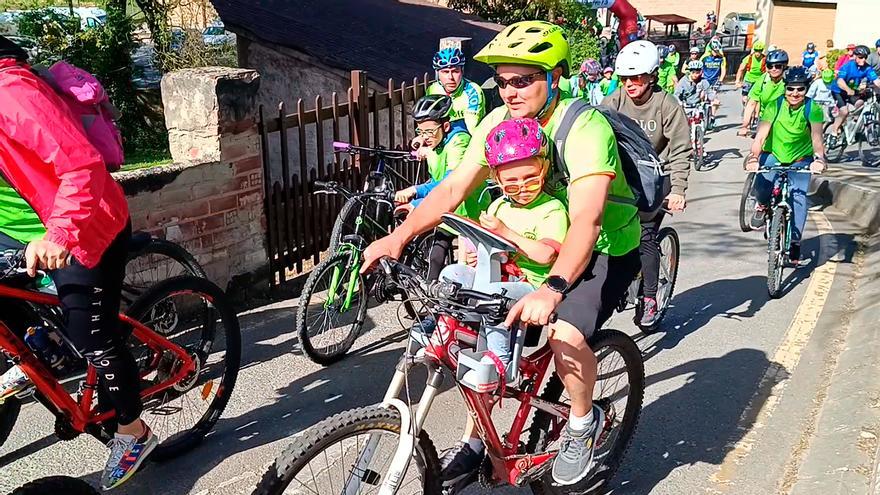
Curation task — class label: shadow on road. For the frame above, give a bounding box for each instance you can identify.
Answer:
[611,348,777,494]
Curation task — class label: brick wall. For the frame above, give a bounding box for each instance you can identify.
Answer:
[116,152,265,291]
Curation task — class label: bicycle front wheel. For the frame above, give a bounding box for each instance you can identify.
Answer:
[767,207,787,298]
[693,126,705,171]
[254,405,442,495]
[738,172,758,232]
[823,122,847,163]
[526,329,645,495]
[654,227,680,325]
[126,275,241,460]
[296,252,368,365]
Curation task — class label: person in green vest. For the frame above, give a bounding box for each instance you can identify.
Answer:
[394,95,488,281]
[657,45,678,92]
[666,43,681,71]
[599,66,619,95]
[735,40,767,109]
[426,48,486,132]
[740,49,788,136]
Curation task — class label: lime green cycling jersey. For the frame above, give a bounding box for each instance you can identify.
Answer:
[424,130,488,220]
[463,98,641,257]
[741,53,766,84]
[760,98,824,164]
[486,192,568,287]
[658,60,678,93]
[427,80,486,132]
[0,176,45,243]
[748,74,785,117]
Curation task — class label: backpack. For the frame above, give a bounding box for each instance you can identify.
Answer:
[552,98,666,212]
[35,61,125,171]
[744,54,767,73]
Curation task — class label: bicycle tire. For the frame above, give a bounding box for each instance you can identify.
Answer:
[254,405,442,495]
[525,329,645,495]
[693,126,705,171]
[738,172,758,232]
[11,476,99,495]
[0,357,22,450]
[123,238,207,309]
[767,208,787,299]
[398,231,436,319]
[328,196,361,253]
[125,275,241,460]
[639,227,680,334]
[823,122,847,163]
[296,253,368,365]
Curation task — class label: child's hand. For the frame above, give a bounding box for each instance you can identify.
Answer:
[411,136,425,151]
[415,145,431,160]
[479,213,510,238]
[395,187,416,204]
[465,249,478,267]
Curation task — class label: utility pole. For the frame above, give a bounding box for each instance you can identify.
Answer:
[716,0,721,17]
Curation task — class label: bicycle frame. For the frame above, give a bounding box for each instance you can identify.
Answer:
[765,168,795,254]
[0,283,197,433]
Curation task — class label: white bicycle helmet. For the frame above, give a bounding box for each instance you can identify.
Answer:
[615,40,660,76]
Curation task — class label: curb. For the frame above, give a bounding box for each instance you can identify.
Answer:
[810,176,880,234]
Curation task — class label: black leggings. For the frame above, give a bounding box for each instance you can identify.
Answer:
[427,229,456,281]
[639,209,666,299]
[0,226,142,425]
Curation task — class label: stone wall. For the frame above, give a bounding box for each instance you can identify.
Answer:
[121,67,267,293]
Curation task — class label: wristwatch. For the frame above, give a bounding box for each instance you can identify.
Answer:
[545,275,569,294]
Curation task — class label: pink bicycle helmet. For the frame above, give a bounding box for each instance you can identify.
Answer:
[580,58,601,75]
[485,118,550,169]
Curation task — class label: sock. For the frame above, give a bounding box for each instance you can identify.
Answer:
[465,437,484,454]
[568,408,594,432]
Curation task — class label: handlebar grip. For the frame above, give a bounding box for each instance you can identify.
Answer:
[332,141,351,151]
[314,180,330,188]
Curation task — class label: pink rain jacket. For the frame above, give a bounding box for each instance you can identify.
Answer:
[0,58,128,268]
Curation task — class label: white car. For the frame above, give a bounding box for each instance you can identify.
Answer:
[202,24,235,46]
[722,12,756,36]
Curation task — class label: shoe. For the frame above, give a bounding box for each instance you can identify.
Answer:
[786,244,807,268]
[552,405,606,486]
[750,204,767,230]
[0,365,30,402]
[639,297,659,328]
[101,423,158,490]
[439,442,483,486]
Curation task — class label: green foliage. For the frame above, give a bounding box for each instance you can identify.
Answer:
[567,26,600,68]
[826,48,845,71]
[15,5,168,159]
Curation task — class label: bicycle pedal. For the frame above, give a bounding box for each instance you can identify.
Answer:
[13,384,35,400]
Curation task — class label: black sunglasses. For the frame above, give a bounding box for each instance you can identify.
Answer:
[493,71,545,89]
[785,86,807,92]
[768,63,787,70]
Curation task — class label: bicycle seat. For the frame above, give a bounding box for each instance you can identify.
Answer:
[128,231,152,254]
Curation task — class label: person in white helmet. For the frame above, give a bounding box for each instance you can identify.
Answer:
[601,39,692,329]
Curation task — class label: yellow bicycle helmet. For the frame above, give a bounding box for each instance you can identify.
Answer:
[753,40,766,51]
[474,21,573,77]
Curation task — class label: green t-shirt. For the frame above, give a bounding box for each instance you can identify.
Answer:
[599,75,619,96]
[760,98,824,163]
[741,53,766,84]
[658,61,678,92]
[427,131,488,220]
[463,98,641,257]
[0,178,45,244]
[487,192,568,287]
[667,52,681,70]
[748,74,785,117]
[427,80,486,132]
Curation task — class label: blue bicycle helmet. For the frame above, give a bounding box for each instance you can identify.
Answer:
[766,49,789,65]
[433,48,466,70]
[657,45,670,60]
[875,39,880,48]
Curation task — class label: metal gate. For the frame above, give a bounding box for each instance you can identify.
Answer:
[258,70,430,288]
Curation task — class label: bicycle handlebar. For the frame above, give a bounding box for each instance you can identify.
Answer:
[332,141,418,160]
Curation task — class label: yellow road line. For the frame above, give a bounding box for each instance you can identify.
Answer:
[709,211,838,490]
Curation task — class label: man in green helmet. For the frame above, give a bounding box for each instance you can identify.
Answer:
[363,20,641,489]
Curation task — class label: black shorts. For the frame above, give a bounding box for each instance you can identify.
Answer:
[834,92,859,109]
[555,248,641,340]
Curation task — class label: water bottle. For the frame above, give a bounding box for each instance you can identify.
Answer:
[24,326,67,373]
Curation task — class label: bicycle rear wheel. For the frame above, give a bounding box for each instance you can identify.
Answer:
[296,252,368,365]
[738,172,758,232]
[767,207,787,298]
[526,329,645,495]
[254,405,442,495]
[692,125,705,171]
[125,275,241,460]
[123,237,206,309]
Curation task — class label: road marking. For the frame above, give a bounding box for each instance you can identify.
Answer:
[710,211,838,490]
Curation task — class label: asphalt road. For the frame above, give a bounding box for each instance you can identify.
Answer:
[0,87,848,494]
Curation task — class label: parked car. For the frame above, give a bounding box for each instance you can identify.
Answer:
[722,12,756,36]
[0,11,23,35]
[202,23,235,46]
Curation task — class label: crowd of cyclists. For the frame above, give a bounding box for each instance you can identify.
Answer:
[1,6,880,492]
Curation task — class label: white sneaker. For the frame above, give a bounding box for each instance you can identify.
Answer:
[0,365,30,403]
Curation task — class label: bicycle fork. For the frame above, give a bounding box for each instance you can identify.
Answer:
[345,351,445,495]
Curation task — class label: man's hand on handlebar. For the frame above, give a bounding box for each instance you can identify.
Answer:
[810,158,827,174]
[361,234,407,274]
[666,193,686,212]
[25,239,70,277]
[504,285,563,328]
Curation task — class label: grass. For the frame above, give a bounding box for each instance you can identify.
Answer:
[121,148,173,172]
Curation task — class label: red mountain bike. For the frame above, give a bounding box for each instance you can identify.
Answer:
[0,250,240,461]
[255,214,644,495]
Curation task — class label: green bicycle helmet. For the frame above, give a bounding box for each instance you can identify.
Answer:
[821,68,834,84]
[753,40,766,51]
[474,21,572,77]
